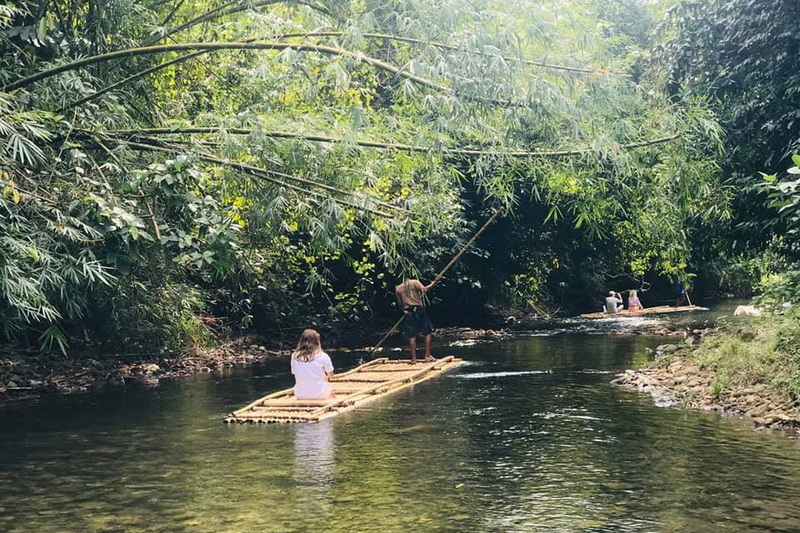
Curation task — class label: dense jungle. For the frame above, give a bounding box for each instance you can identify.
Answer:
[1,0,798,358]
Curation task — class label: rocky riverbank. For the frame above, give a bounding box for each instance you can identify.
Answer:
[612,330,800,434]
[0,337,290,402]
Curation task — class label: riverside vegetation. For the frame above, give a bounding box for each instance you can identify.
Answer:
[613,312,800,433]
[1,0,799,411]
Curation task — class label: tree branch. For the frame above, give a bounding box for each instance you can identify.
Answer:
[59,50,209,112]
[3,41,528,109]
[4,41,449,94]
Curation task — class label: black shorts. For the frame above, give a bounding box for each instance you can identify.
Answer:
[400,306,434,340]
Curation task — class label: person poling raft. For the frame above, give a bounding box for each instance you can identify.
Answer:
[395,278,438,364]
[367,207,505,362]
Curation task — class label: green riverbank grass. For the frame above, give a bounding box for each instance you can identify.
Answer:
[692,311,800,399]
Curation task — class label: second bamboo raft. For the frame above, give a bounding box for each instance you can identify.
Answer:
[225,356,462,424]
[579,304,709,320]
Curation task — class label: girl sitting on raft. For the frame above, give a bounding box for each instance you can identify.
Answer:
[628,290,645,312]
[291,329,335,400]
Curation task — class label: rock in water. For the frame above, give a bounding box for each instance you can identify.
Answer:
[734,305,761,317]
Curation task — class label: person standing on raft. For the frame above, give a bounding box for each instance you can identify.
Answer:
[395,278,439,364]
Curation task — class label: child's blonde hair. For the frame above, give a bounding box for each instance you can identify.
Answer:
[629,290,638,298]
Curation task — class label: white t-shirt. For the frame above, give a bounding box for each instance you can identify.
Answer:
[291,352,334,400]
[605,296,622,314]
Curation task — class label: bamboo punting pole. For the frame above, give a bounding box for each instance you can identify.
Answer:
[366,208,505,359]
[685,290,694,307]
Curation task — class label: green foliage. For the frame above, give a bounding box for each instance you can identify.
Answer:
[653,0,800,284]
[756,271,800,312]
[751,155,800,310]
[0,0,733,352]
[656,0,800,171]
[708,375,729,398]
[696,312,800,399]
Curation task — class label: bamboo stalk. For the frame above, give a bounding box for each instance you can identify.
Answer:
[102,138,403,218]
[59,51,209,112]
[256,400,332,407]
[5,42,566,110]
[107,127,683,158]
[277,31,600,74]
[144,0,333,46]
[3,42,454,94]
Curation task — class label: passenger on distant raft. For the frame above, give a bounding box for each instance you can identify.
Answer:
[395,277,439,364]
[627,289,645,312]
[604,291,624,314]
[291,329,335,400]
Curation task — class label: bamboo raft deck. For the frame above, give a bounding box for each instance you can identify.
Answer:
[225,356,463,424]
[579,304,709,320]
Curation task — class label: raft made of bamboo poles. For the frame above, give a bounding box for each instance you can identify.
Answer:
[224,356,463,424]
[579,304,709,320]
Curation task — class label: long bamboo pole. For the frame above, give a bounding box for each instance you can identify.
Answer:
[366,207,505,359]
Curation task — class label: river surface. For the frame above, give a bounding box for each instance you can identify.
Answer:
[2,306,800,532]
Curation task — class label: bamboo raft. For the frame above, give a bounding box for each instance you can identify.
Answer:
[225,356,463,424]
[579,304,709,320]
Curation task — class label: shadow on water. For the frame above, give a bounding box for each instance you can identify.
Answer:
[1,301,799,532]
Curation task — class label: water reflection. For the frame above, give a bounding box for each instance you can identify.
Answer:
[293,420,335,487]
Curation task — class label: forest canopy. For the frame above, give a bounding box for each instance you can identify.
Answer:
[0,0,794,354]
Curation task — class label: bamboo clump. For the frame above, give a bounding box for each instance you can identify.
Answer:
[224,356,462,424]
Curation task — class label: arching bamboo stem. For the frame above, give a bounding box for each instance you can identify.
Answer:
[102,137,406,218]
[109,127,683,158]
[277,31,600,74]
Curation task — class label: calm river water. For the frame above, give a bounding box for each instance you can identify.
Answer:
[2,311,800,532]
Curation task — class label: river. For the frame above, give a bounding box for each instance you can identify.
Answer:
[2,307,800,532]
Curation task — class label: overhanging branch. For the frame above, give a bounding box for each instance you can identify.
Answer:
[108,127,683,157]
[143,0,333,46]
[3,41,527,109]
[4,41,449,94]
[93,135,409,218]
[278,31,601,74]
